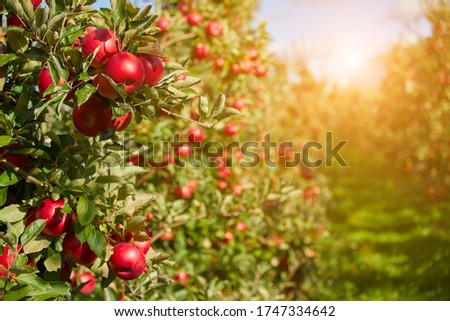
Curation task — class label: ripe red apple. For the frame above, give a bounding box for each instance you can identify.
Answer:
[38,68,65,99]
[72,95,112,137]
[25,207,37,226]
[71,272,96,295]
[232,97,246,111]
[31,0,42,9]
[82,28,121,69]
[110,112,132,132]
[63,232,98,266]
[218,166,232,180]
[254,64,268,77]
[137,54,164,87]
[217,180,228,191]
[113,229,152,255]
[156,17,171,32]
[231,184,242,196]
[187,12,203,26]
[176,185,194,200]
[205,20,223,37]
[176,144,192,157]
[174,272,189,286]
[240,59,254,74]
[0,245,15,278]
[193,43,210,59]
[214,58,225,70]
[223,123,239,136]
[0,142,30,169]
[94,52,145,99]
[160,231,174,241]
[59,259,72,281]
[7,14,25,28]
[236,221,247,232]
[248,48,259,60]
[108,243,146,280]
[188,127,204,142]
[230,63,241,75]
[223,230,234,243]
[36,198,72,237]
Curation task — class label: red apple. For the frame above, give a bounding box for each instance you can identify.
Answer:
[36,198,72,237]
[176,73,187,81]
[254,64,268,77]
[137,54,164,87]
[176,144,192,157]
[206,20,223,37]
[231,184,242,196]
[25,207,37,227]
[193,43,210,59]
[218,166,232,180]
[223,123,239,136]
[174,272,189,286]
[63,232,98,266]
[188,127,204,142]
[7,14,24,28]
[110,112,132,132]
[230,63,241,75]
[248,48,259,60]
[156,17,171,32]
[71,272,96,295]
[176,185,194,200]
[38,68,65,99]
[0,245,15,278]
[232,97,246,111]
[187,12,203,26]
[214,58,225,70]
[160,231,174,241]
[223,229,234,243]
[240,59,254,74]
[0,142,30,169]
[217,180,228,192]
[72,95,112,137]
[108,243,146,280]
[32,0,42,9]
[133,230,152,255]
[82,28,122,69]
[94,52,145,99]
[236,221,247,232]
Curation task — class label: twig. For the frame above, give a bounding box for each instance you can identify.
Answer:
[162,32,197,48]
[160,107,213,128]
[0,158,45,188]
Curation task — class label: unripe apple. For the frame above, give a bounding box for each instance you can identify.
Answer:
[71,272,96,295]
[72,95,112,137]
[206,20,223,37]
[36,198,72,237]
[188,127,204,142]
[223,123,239,136]
[38,68,65,99]
[108,243,146,280]
[82,28,121,69]
[193,43,210,59]
[187,12,203,26]
[63,232,98,266]
[137,54,164,87]
[174,272,189,286]
[156,17,171,32]
[94,52,145,99]
[232,97,246,111]
[110,112,132,132]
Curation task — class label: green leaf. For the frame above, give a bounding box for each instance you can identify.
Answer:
[32,282,70,300]
[214,107,243,122]
[0,187,7,207]
[199,96,209,116]
[0,54,16,67]
[44,253,62,272]
[20,219,46,246]
[16,273,51,291]
[211,93,226,117]
[7,28,29,53]
[172,76,201,89]
[0,171,21,187]
[87,229,106,259]
[23,235,52,254]
[46,12,68,34]
[99,73,127,99]
[0,204,27,223]
[117,194,155,216]
[75,83,97,106]
[127,216,146,234]
[77,195,97,226]
[95,175,124,184]
[0,136,14,147]
[3,285,31,301]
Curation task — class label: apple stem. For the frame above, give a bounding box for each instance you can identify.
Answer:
[0,157,46,189]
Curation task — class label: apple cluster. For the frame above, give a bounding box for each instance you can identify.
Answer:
[37,27,165,137]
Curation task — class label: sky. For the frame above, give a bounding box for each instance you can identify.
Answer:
[94,0,432,87]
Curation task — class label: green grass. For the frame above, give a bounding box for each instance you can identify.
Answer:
[317,148,450,300]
